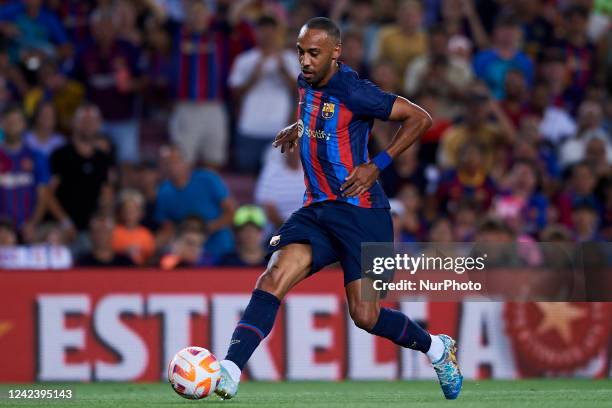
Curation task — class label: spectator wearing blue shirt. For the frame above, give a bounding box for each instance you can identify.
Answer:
[473,15,534,100]
[0,105,50,239]
[155,145,236,258]
[0,0,71,64]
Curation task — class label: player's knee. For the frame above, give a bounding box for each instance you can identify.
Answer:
[349,303,380,331]
[255,263,291,299]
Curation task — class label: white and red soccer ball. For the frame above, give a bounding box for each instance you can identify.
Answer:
[167,346,221,399]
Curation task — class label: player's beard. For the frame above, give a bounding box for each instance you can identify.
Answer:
[308,60,334,87]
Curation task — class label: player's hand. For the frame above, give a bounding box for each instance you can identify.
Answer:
[340,163,380,198]
[272,122,300,153]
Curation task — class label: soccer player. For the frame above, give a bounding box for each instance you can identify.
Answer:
[215,17,463,400]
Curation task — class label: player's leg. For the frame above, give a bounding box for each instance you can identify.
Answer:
[216,244,312,399]
[217,206,339,399]
[326,203,462,399]
[345,278,462,399]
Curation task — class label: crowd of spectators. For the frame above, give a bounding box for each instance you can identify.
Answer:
[0,0,611,269]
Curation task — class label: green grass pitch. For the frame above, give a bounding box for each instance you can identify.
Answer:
[1,380,611,407]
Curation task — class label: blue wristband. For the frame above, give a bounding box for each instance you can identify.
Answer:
[371,151,392,171]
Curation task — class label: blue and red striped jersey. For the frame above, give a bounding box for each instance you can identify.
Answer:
[0,144,50,228]
[297,63,396,209]
[172,18,255,102]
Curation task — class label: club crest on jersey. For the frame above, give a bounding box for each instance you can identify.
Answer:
[321,102,335,119]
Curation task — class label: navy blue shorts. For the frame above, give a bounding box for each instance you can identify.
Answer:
[265,201,393,285]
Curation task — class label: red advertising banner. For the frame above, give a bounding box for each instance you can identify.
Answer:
[0,269,610,383]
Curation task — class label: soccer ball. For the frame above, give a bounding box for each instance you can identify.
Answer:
[167,346,221,399]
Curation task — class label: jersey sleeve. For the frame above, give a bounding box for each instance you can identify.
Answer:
[345,77,398,120]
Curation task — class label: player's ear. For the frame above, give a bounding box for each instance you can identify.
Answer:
[332,42,341,61]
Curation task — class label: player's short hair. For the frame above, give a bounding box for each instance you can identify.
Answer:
[303,17,341,44]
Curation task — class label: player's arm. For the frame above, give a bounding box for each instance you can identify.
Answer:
[341,97,432,198]
[383,96,433,159]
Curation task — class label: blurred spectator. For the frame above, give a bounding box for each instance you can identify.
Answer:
[73,8,145,164]
[114,0,143,46]
[539,223,572,242]
[24,101,64,157]
[571,202,602,242]
[45,0,93,47]
[473,14,534,99]
[559,99,610,168]
[76,212,134,266]
[380,144,427,197]
[48,104,115,236]
[0,42,27,102]
[412,90,452,166]
[228,15,300,173]
[515,0,555,61]
[111,188,155,265]
[334,0,378,62]
[370,59,401,95]
[428,217,453,243]
[33,220,67,246]
[374,0,398,25]
[438,0,489,50]
[373,0,427,84]
[528,80,576,144]
[403,24,473,118]
[474,216,515,243]
[0,0,71,64]
[155,145,236,258]
[0,218,16,245]
[436,142,497,215]
[340,30,369,79]
[554,6,596,111]
[452,200,477,241]
[0,105,49,239]
[167,0,254,167]
[395,183,426,242]
[255,146,303,229]
[142,18,173,116]
[493,159,549,235]
[499,69,529,129]
[160,216,212,269]
[218,205,267,267]
[585,136,612,178]
[136,160,160,231]
[24,59,85,135]
[556,162,603,227]
[438,83,515,170]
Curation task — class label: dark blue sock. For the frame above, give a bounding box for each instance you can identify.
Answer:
[368,308,432,353]
[225,289,281,370]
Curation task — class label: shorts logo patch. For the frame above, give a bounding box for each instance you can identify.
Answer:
[270,235,281,246]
